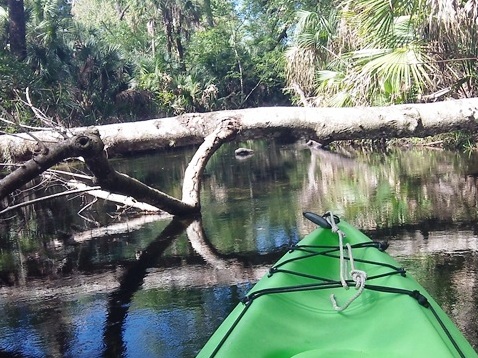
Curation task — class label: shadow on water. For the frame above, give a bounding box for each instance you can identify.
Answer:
[103,216,194,357]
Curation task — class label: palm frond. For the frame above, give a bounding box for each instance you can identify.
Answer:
[285,45,316,95]
[328,91,353,107]
[357,45,434,99]
[353,0,423,46]
[0,6,7,20]
[295,10,337,52]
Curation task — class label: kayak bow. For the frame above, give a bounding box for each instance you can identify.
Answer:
[198,212,477,358]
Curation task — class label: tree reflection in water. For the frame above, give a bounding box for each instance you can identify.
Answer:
[1,142,478,356]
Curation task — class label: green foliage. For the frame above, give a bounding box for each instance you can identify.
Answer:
[440,131,476,152]
[1,0,297,125]
[3,0,478,125]
[0,0,135,125]
[286,0,478,107]
[0,50,39,127]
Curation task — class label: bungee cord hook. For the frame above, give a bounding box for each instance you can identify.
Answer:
[325,211,368,312]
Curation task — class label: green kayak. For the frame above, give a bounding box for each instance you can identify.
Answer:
[198,212,477,358]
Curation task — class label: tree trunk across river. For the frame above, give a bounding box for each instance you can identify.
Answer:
[1,98,478,217]
[2,98,478,162]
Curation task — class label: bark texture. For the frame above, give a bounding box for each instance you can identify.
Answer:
[181,117,239,205]
[1,98,478,217]
[0,132,98,200]
[2,98,478,162]
[0,129,202,215]
[8,0,26,60]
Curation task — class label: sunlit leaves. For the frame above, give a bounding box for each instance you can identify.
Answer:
[295,9,337,52]
[353,45,434,102]
[285,7,340,99]
[287,0,478,106]
[352,0,420,43]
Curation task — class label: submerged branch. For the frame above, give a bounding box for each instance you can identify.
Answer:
[0,185,102,215]
[81,138,198,215]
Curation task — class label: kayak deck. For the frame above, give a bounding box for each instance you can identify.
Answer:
[198,213,477,357]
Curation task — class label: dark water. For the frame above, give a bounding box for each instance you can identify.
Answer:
[1,141,478,357]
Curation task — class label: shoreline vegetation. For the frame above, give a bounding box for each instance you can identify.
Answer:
[1,0,478,130]
[339,131,478,152]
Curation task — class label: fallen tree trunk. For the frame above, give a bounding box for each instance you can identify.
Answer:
[0,129,197,215]
[2,98,478,161]
[0,119,239,216]
[1,98,478,218]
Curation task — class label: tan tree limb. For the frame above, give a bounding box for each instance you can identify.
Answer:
[46,168,93,181]
[66,180,161,213]
[182,117,240,206]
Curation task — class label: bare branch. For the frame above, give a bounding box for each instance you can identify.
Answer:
[66,180,161,212]
[0,185,101,215]
[0,115,51,131]
[0,104,50,149]
[182,117,240,206]
[77,196,100,225]
[24,87,68,137]
[0,131,102,201]
[286,83,311,107]
[46,168,94,181]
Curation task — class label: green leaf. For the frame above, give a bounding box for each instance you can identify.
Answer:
[383,78,393,94]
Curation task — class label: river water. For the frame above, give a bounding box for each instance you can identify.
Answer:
[1,141,478,357]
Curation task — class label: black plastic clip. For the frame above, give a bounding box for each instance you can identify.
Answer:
[378,241,389,251]
[410,290,430,308]
[303,211,340,229]
[268,267,277,277]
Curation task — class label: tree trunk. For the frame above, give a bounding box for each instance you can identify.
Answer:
[8,0,26,60]
[0,119,239,216]
[1,98,478,217]
[2,98,478,162]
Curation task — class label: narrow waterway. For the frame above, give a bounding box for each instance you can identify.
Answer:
[1,141,478,357]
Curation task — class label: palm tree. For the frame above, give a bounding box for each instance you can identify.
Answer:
[285,8,341,104]
[153,0,201,71]
[286,0,478,106]
[7,0,26,60]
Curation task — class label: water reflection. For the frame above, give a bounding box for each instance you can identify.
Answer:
[1,142,478,356]
[383,227,478,343]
